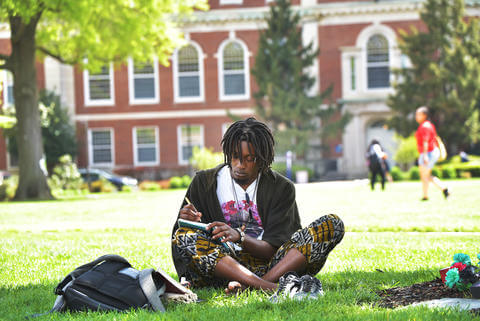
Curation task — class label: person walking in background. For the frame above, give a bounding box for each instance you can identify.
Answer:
[366,139,390,190]
[415,106,450,201]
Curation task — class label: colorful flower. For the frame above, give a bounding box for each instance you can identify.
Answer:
[450,262,466,271]
[445,268,460,288]
[453,253,471,266]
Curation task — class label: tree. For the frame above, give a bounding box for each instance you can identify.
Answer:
[388,0,480,154]
[0,0,207,200]
[252,0,350,157]
[3,90,78,172]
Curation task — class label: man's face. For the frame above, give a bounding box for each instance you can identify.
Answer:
[415,111,426,124]
[230,141,259,187]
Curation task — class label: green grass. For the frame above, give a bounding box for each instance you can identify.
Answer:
[1,179,479,320]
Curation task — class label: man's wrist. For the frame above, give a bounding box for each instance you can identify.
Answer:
[234,227,245,244]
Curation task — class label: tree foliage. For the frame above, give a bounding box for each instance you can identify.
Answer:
[388,0,480,153]
[0,0,208,71]
[251,0,350,157]
[0,0,207,200]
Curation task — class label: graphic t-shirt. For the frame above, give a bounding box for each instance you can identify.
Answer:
[216,166,264,239]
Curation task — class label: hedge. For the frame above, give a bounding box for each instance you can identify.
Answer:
[390,163,480,181]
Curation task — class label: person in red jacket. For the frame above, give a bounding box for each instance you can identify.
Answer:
[415,106,449,200]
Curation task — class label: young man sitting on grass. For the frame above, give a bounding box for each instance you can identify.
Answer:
[171,118,344,296]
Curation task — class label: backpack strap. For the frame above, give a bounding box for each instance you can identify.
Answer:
[55,254,130,295]
[139,268,166,312]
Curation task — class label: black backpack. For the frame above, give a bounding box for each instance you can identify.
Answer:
[34,254,195,317]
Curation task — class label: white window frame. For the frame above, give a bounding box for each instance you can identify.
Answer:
[220,0,243,4]
[217,38,250,101]
[172,42,205,104]
[177,124,204,166]
[88,128,115,167]
[132,126,159,166]
[340,47,361,99]
[366,34,390,90]
[83,62,115,107]
[127,57,160,105]
[2,70,14,108]
[356,24,398,94]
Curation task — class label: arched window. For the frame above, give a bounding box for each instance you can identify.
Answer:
[219,40,249,100]
[176,44,203,100]
[367,34,390,89]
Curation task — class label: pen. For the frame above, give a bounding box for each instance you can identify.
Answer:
[185,197,200,219]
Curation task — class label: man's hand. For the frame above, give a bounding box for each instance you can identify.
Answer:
[179,204,202,222]
[207,222,240,243]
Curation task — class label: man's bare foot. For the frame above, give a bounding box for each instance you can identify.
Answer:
[225,281,247,295]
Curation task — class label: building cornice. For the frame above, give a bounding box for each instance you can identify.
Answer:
[181,0,480,27]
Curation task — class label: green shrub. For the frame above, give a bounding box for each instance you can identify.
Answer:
[394,135,418,170]
[121,185,134,193]
[191,146,223,170]
[169,176,184,189]
[408,166,420,180]
[442,166,457,179]
[139,181,161,191]
[0,175,18,201]
[181,175,192,188]
[48,154,84,193]
[431,167,442,179]
[390,166,404,181]
[89,178,116,193]
[452,163,480,177]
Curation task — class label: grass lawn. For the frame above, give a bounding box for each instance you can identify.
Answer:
[1,179,479,320]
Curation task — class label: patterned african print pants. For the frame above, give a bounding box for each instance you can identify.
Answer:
[172,214,344,288]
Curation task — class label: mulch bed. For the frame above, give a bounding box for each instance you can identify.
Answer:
[376,278,478,314]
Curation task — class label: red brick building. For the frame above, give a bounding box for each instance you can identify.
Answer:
[1,1,478,179]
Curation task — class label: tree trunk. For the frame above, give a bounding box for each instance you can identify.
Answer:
[10,15,53,200]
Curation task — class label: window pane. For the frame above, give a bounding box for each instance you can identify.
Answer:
[134,78,155,99]
[9,151,18,167]
[181,126,201,142]
[178,46,199,72]
[368,66,390,88]
[224,74,245,95]
[138,147,156,162]
[136,128,156,144]
[180,125,202,162]
[93,149,112,163]
[367,35,389,63]
[182,145,193,162]
[7,86,14,104]
[89,78,111,100]
[350,56,356,91]
[92,131,111,145]
[224,42,244,71]
[179,76,200,97]
[134,62,154,74]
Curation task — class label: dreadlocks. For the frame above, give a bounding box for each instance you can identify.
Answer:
[221,117,275,174]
